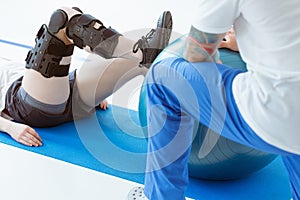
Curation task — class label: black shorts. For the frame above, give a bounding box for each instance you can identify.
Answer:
[3,70,94,128]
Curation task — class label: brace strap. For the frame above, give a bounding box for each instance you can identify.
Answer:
[25,25,74,78]
[67,14,120,58]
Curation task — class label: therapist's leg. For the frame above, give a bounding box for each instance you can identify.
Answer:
[282,156,300,200]
[143,57,298,200]
[144,58,220,200]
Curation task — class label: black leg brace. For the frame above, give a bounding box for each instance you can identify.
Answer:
[25,8,121,78]
[66,13,121,59]
[25,24,74,78]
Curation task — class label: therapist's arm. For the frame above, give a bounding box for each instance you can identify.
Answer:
[184,25,225,62]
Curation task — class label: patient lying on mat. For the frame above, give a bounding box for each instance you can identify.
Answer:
[0,7,173,147]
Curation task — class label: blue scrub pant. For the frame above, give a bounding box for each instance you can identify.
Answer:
[143,57,300,200]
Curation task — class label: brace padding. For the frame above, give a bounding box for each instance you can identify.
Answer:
[48,9,68,34]
[66,14,121,58]
[25,25,74,78]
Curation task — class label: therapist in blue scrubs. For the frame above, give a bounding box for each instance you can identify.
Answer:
[143,1,300,199]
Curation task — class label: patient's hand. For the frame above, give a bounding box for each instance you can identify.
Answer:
[98,99,109,110]
[219,28,239,52]
[8,122,42,147]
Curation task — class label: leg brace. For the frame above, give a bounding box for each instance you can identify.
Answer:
[66,13,121,58]
[25,8,120,78]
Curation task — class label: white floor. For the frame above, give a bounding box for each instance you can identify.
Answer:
[0,1,196,199]
[0,143,144,200]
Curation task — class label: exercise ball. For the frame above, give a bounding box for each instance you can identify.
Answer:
[138,38,277,180]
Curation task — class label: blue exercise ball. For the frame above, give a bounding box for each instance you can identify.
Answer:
[138,38,277,180]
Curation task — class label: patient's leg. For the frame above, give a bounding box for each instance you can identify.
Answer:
[76,54,147,107]
[75,11,173,107]
[21,8,80,108]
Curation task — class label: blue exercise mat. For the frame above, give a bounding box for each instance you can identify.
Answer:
[0,106,291,200]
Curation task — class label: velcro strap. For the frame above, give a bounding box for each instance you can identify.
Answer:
[45,63,70,77]
[71,35,84,49]
[77,14,103,27]
[103,27,119,40]
[48,42,74,56]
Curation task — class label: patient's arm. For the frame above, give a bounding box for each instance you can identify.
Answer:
[0,115,42,146]
[184,25,225,62]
